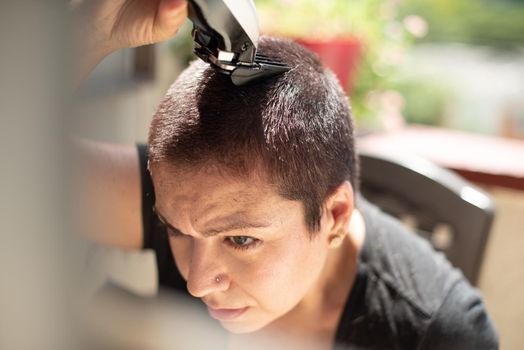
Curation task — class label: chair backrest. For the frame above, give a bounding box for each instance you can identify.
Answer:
[358,150,495,285]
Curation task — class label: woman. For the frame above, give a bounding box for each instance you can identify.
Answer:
[74,1,498,349]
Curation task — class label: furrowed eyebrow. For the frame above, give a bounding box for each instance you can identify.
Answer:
[201,221,270,236]
[153,206,270,237]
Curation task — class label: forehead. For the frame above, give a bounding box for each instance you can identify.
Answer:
[150,162,294,223]
[151,161,274,195]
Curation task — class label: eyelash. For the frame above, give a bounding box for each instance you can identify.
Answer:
[225,236,261,251]
[162,224,261,251]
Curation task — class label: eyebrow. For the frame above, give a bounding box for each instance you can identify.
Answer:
[153,206,271,237]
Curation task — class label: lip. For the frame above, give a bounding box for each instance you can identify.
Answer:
[206,306,249,321]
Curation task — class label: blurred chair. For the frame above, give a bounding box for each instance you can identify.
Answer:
[358,150,495,285]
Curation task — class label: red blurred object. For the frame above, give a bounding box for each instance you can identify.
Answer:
[295,37,362,92]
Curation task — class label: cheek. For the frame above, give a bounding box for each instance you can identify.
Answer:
[234,235,328,311]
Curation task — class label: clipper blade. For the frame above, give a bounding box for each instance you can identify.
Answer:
[230,52,290,86]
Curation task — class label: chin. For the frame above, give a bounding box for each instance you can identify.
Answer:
[219,317,270,334]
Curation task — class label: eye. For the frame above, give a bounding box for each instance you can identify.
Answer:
[225,236,260,251]
[230,236,253,245]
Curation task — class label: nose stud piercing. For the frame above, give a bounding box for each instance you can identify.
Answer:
[215,276,221,284]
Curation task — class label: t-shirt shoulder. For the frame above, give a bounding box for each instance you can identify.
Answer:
[354,196,498,349]
[418,279,499,349]
[358,196,463,317]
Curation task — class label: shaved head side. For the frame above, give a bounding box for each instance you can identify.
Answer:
[148,36,359,231]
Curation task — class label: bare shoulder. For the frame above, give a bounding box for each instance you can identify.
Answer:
[74,139,143,250]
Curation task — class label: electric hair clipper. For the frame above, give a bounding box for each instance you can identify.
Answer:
[187,0,289,86]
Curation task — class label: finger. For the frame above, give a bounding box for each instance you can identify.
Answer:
[157,0,188,37]
[159,0,187,12]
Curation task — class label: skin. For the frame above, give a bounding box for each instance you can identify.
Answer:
[151,162,365,340]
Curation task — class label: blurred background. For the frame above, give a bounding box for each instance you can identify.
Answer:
[73,1,524,348]
[3,0,522,349]
[73,0,524,348]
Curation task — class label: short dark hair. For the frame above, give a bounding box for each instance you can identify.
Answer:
[148,36,359,232]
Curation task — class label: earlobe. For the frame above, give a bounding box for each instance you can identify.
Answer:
[329,229,347,248]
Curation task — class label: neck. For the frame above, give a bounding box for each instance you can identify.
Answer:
[275,208,367,330]
[305,208,366,310]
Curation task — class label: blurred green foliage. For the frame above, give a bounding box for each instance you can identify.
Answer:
[256,0,390,41]
[256,0,418,126]
[395,75,453,126]
[400,0,524,49]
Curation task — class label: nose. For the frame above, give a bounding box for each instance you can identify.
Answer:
[186,240,229,298]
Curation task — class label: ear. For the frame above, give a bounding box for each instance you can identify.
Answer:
[323,181,354,248]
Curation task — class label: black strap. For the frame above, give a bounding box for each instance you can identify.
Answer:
[136,144,188,292]
[137,143,154,249]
